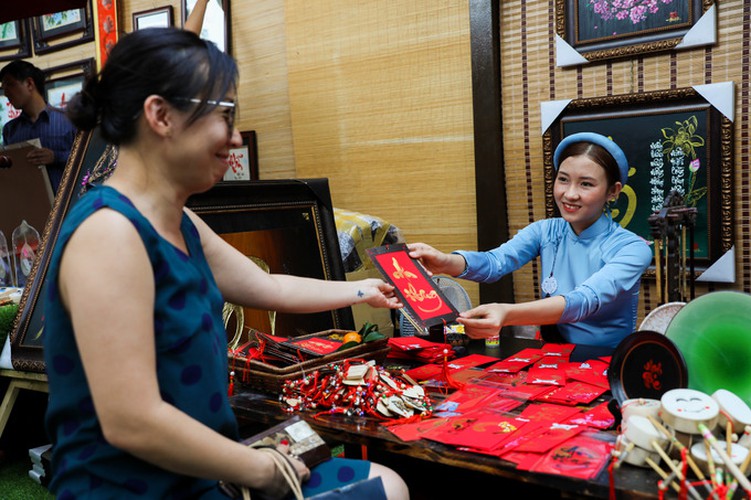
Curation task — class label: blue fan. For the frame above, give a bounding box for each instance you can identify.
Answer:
[397,276,471,337]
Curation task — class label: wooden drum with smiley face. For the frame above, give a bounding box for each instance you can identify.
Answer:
[660,388,720,435]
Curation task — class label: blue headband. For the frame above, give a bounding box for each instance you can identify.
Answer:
[553,132,629,186]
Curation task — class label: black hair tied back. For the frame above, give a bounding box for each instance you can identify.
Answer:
[66,75,101,132]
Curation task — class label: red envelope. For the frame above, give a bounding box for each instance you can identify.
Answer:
[434,384,499,415]
[425,413,532,451]
[536,381,607,406]
[445,354,499,372]
[385,417,451,442]
[388,336,441,351]
[500,450,544,470]
[541,343,575,358]
[529,432,614,480]
[519,402,582,422]
[511,423,585,453]
[483,348,544,373]
[404,363,443,381]
[563,401,615,430]
[564,359,609,389]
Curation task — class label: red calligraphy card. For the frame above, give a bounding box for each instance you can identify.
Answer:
[366,244,459,329]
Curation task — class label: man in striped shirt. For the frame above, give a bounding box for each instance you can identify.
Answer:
[1,60,77,194]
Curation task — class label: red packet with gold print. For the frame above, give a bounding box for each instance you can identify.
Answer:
[535,381,607,406]
[564,359,609,389]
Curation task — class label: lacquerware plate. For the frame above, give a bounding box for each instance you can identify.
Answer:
[608,330,688,405]
[639,302,686,335]
[665,291,751,407]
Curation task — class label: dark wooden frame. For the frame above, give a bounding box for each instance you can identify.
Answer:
[43,58,96,109]
[31,0,94,55]
[182,0,232,54]
[0,19,32,62]
[133,6,174,30]
[222,130,259,181]
[11,128,112,372]
[186,180,354,336]
[542,86,733,275]
[556,0,714,64]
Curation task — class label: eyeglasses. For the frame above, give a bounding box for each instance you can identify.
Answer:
[175,97,236,134]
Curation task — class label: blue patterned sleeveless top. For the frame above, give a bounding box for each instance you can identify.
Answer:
[44,185,237,499]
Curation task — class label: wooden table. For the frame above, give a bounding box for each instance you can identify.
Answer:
[0,369,49,439]
[230,336,666,499]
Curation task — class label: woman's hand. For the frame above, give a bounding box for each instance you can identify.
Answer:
[356,278,402,309]
[407,242,465,277]
[457,303,509,339]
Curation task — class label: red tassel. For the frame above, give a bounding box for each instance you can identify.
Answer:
[228,371,235,397]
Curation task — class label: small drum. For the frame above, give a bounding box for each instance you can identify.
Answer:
[690,441,749,475]
[623,414,670,451]
[712,389,751,434]
[617,435,663,468]
[621,398,661,423]
[660,388,720,434]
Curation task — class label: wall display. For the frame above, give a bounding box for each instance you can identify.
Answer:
[183,0,231,54]
[44,58,95,110]
[541,83,734,279]
[222,131,258,181]
[186,180,354,337]
[11,128,112,373]
[0,19,32,62]
[555,0,716,66]
[133,6,174,31]
[31,0,94,55]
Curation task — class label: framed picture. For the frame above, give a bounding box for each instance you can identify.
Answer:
[133,6,174,31]
[542,84,734,277]
[186,180,354,337]
[0,19,32,62]
[555,0,715,65]
[223,131,259,181]
[44,58,95,109]
[32,0,94,55]
[11,128,115,373]
[183,0,231,54]
[366,243,459,330]
[0,96,21,146]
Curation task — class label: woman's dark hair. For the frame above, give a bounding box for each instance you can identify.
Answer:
[556,141,621,188]
[66,28,238,145]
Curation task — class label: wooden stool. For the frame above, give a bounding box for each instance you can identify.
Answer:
[0,369,49,439]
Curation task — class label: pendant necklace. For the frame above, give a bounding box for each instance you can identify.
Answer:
[541,240,561,297]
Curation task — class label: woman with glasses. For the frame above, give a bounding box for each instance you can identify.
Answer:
[43,28,408,499]
[408,133,652,349]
